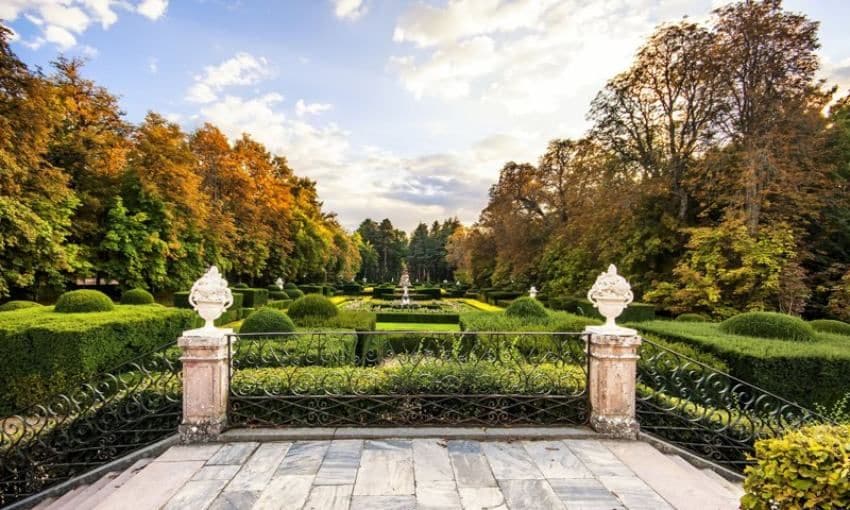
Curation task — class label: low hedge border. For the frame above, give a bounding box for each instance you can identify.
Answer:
[550,297,656,322]
[375,312,459,324]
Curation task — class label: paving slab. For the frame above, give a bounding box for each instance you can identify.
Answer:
[447,440,497,488]
[157,444,222,462]
[457,487,508,510]
[225,442,290,492]
[413,438,454,482]
[162,479,227,510]
[353,441,414,495]
[548,478,626,510]
[350,495,417,510]
[481,442,544,480]
[206,442,259,466]
[314,439,363,485]
[523,440,594,478]
[252,475,313,510]
[275,440,331,476]
[303,484,353,510]
[416,480,462,510]
[207,490,261,510]
[92,460,204,510]
[498,479,566,510]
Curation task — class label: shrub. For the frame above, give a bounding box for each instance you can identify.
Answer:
[720,312,815,342]
[552,296,656,322]
[285,289,304,299]
[235,288,268,308]
[54,290,115,313]
[240,308,296,336]
[287,294,339,320]
[416,287,442,300]
[810,319,850,336]
[375,312,459,324]
[120,288,155,305]
[293,310,375,331]
[298,285,323,295]
[172,291,190,308]
[341,283,363,295]
[284,282,298,290]
[0,305,194,411]
[0,300,42,312]
[741,425,850,510]
[233,283,249,289]
[266,299,292,310]
[269,290,289,300]
[505,297,548,320]
[675,313,711,322]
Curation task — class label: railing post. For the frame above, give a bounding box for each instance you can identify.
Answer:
[587,332,641,439]
[178,266,234,443]
[584,264,640,439]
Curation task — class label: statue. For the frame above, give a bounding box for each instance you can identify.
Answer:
[399,265,411,306]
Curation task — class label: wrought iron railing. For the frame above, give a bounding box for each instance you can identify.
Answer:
[636,337,829,471]
[228,330,589,427]
[0,342,182,507]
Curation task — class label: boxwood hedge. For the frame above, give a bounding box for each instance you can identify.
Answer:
[54,290,114,313]
[0,300,42,312]
[810,319,850,336]
[120,288,155,305]
[550,296,656,322]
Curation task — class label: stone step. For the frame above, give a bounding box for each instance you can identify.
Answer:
[701,467,745,499]
[44,484,88,510]
[603,441,739,510]
[665,454,740,500]
[60,472,119,509]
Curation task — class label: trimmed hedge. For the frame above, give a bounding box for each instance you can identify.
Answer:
[54,290,114,313]
[285,289,304,299]
[240,308,296,336]
[0,300,42,312]
[742,425,850,509]
[719,312,815,342]
[269,290,289,300]
[551,296,656,322]
[505,297,547,320]
[120,288,155,305]
[810,319,850,336]
[292,310,376,331]
[675,313,711,322]
[375,312,459,324]
[0,305,194,411]
[298,285,324,295]
[416,287,442,299]
[341,283,363,295]
[287,294,339,320]
[232,283,249,289]
[236,288,268,308]
[266,299,292,310]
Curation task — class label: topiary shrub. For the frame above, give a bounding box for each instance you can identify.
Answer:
[54,290,114,313]
[0,300,43,312]
[120,288,155,305]
[675,313,711,322]
[810,319,850,336]
[742,424,850,510]
[239,308,296,336]
[233,283,249,289]
[505,297,548,320]
[287,294,338,320]
[284,282,298,290]
[285,288,304,300]
[719,311,815,342]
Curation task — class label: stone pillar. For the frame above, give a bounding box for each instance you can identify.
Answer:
[587,332,641,439]
[178,330,231,442]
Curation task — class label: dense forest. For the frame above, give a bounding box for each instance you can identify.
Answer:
[446,0,850,319]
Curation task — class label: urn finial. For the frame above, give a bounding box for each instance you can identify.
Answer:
[529,286,538,299]
[187,266,233,335]
[275,277,284,290]
[585,264,636,335]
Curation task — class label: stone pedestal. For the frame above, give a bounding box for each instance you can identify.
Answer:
[587,332,641,439]
[178,330,232,442]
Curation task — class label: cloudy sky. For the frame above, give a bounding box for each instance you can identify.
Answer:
[4,0,850,231]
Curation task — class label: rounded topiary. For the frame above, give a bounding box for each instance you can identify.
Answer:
[284,282,298,290]
[0,300,43,312]
[809,319,850,336]
[120,288,155,305]
[505,297,548,320]
[286,294,338,320]
[676,313,711,322]
[239,307,296,335]
[719,311,815,342]
[286,288,304,299]
[233,283,249,289]
[54,290,115,313]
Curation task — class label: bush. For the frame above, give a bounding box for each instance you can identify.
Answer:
[375,312,459,324]
[240,308,296,336]
[372,286,395,299]
[269,290,289,300]
[741,425,850,510]
[298,285,324,295]
[120,288,155,305]
[0,300,42,312]
[285,289,304,300]
[235,288,268,308]
[810,319,850,336]
[341,283,363,295]
[505,297,548,320]
[287,294,338,320]
[172,291,190,308]
[416,287,442,300]
[293,310,375,331]
[0,305,194,411]
[266,299,292,310]
[720,312,815,342]
[233,283,249,289]
[54,290,115,313]
[552,296,656,322]
[284,282,298,290]
[675,313,711,322]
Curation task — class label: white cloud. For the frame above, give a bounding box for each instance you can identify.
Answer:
[333,0,367,21]
[148,57,158,74]
[295,99,333,117]
[185,52,272,104]
[137,0,168,20]
[3,0,168,50]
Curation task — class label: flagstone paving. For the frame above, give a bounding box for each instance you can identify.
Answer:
[39,437,744,510]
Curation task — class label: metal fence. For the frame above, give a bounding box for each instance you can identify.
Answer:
[636,337,829,471]
[0,342,182,507]
[228,330,589,427]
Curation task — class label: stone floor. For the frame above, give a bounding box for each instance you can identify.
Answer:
[38,436,743,510]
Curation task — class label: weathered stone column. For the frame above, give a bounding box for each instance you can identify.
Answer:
[584,264,641,439]
[178,266,234,443]
[587,332,641,439]
[178,330,231,442]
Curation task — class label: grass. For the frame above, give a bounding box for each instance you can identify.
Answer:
[329,296,351,305]
[376,322,460,332]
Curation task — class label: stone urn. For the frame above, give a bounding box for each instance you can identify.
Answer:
[529,286,538,299]
[585,264,636,336]
[188,266,233,334]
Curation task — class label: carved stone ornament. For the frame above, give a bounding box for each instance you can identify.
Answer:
[275,277,284,290]
[529,286,538,299]
[585,264,636,336]
[187,266,233,334]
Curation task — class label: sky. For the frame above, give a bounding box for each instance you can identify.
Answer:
[3,0,850,232]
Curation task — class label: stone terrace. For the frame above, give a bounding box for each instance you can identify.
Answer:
[35,435,742,510]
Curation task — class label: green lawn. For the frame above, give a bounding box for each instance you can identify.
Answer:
[375,322,460,332]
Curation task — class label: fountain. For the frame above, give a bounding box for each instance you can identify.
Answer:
[399,265,411,307]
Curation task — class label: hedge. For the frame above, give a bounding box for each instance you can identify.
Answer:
[416,287,442,299]
[810,319,850,336]
[505,297,547,320]
[54,290,114,313]
[239,308,296,336]
[635,320,850,409]
[551,296,656,322]
[120,288,155,305]
[742,425,850,509]
[675,313,711,322]
[0,305,194,411]
[0,300,43,312]
[375,312,459,324]
[298,285,324,295]
[340,283,363,295]
[233,329,358,368]
[292,310,376,331]
[287,294,338,320]
[265,299,292,310]
[174,290,244,314]
[372,286,396,299]
[285,289,304,299]
[236,288,268,308]
[720,312,815,342]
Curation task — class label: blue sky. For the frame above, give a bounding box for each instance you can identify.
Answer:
[4,0,850,231]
